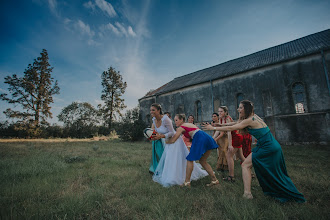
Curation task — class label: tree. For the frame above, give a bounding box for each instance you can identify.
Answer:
[58,102,100,138]
[100,66,127,130]
[0,49,60,136]
[117,106,147,141]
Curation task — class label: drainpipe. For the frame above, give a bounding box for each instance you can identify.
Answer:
[210,80,214,112]
[321,50,330,97]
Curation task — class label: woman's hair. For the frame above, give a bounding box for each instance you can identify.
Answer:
[151,103,163,115]
[212,112,219,117]
[219,106,233,122]
[176,114,186,122]
[188,114,194,119]
[240,100,254,119]
[219,106,229,116]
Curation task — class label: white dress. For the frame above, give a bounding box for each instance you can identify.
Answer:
[152,115,208,187]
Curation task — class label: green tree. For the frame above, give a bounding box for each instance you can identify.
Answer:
[118,106,147,141]
[100,66,127,130]
[0,49,60,137]
[58,102,99,138]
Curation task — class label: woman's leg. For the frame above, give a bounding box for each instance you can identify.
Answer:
[185,160,194,183]
[237,148,246,163]
[241,153,253,198]
[199,150,217,181]
[226,148,238,177]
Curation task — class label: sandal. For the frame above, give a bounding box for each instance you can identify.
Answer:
[181,182,191,187]
[223,176,235,182]
[206,179,219,187]
[243,193,253,199]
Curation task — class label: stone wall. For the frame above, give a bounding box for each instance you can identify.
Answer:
[139,51,330,144]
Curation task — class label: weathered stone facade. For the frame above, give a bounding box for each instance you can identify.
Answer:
[139,30,330,145]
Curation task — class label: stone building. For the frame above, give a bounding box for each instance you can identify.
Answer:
[139,29,330,145]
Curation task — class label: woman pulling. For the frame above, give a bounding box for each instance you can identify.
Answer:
[150,105,208,187]
[167,114,219,187]
[202,100,305,202]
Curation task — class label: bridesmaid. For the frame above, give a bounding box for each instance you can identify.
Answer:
[213,107,230,172]
[203,100,305,202]
[149,103,168,174]
[167,114,219,187]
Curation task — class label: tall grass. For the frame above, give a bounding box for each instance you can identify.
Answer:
[0,140,329,219]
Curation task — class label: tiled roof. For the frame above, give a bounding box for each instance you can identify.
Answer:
[141,29,330,99]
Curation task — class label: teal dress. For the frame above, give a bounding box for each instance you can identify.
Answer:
[249,127,305,203]
[149,139,165,173]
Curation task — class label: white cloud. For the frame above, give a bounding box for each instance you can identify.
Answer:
[100,23,136,38]
[76,20,95,37]
[83,1,96,11]
[103,23,121,35]
[115,22,128,36]
[128,26,136,37]
[95,0,117,17]
[48,0,59,17]
[63,18,71,25]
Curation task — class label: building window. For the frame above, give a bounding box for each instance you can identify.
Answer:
[176,104,184,114]
[236,93,244,118]
[292,82,307,114]
[237,93,244,108]
[262,91,273,117]
[214,98,220,112]
[195,101,202,122]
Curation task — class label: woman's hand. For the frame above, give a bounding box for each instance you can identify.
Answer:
[202,122,214,130]
[151,133,163,140]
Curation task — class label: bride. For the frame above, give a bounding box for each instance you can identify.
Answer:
[149,104,208,187]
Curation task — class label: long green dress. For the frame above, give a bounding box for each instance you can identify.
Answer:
[149,139,165,174]
[249,127,305,203]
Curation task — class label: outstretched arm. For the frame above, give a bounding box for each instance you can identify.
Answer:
[202,118,251,132]
[167,127,185,144]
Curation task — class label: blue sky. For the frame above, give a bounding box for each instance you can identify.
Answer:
[1,0,330,124]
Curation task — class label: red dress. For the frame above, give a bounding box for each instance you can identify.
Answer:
[220,116,243,148]
[242,133,252,157]
[231,130,243,148]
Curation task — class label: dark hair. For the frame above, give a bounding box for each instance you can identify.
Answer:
[151,103,163,115]
[176,114,186,122]
[164,111,171,118]
[240,100,254,119]
[188,115,194,119]
[212,112,219,117]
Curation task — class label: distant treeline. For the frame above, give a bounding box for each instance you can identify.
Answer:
[0,106,147,142]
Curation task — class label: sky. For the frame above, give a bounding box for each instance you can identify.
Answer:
[0,0,330,124]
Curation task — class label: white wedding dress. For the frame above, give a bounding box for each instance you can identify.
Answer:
[152,115,208,187]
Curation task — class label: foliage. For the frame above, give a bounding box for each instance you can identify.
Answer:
[0,141,329,219]
[0,49,60,137]
[117,106,147,141]
[58,102,100,138]
[99,66,127,130]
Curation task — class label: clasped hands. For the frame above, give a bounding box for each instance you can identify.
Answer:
[150,132,163,140]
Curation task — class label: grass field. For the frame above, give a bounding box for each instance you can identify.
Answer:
[0,139,329,219]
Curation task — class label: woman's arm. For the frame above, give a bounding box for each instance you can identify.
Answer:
[202,118,251,132]
[166,127,185,144]
[227,131,234,153]
[214,131,224,142]
[212,130,220,139]
[152,116,175,140]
